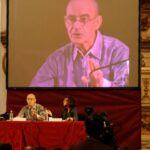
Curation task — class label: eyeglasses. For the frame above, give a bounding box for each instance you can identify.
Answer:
[65,15,96,25]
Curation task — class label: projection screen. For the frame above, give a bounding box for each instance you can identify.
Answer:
[7,0,139,88]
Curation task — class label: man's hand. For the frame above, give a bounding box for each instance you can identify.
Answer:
[81,59,103,87]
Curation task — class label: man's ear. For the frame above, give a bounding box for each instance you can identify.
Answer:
[95,15,103,30]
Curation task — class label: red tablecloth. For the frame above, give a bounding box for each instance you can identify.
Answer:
[0,121,86,150]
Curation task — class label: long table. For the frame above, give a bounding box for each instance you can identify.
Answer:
[0,121,86,150]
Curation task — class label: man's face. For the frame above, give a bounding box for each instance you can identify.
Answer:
[26,94,36,107]
[64,0,102,48]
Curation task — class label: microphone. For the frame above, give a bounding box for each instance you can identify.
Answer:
[90,59,129,75]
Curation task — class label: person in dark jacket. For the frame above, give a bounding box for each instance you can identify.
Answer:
[61,96,78,121]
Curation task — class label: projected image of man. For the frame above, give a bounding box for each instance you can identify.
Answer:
[30,0,129,87]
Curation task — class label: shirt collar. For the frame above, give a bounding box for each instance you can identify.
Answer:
[73,31,103,60]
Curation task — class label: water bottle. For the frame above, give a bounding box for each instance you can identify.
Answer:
[9,110,13,120]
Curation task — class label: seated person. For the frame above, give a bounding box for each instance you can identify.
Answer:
[30,0,129,88]
[17,93,47,120]
[69,113,114,150]
[61,96,78,121]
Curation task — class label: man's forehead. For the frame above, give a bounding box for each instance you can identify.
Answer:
[66,0,98,16]
[27,94,35,99]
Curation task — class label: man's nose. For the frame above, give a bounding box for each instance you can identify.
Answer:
[73,20,83,28]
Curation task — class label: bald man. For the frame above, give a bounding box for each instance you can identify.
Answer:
[30,0,129,87]
[17,93,46,120]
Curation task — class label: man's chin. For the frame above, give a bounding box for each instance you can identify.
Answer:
[71,39,84,46]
